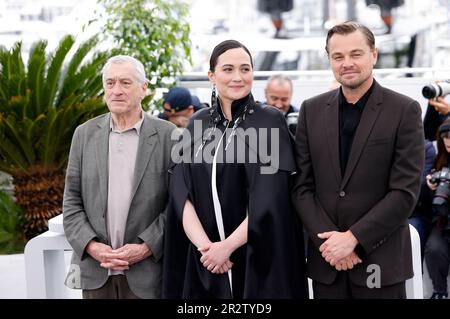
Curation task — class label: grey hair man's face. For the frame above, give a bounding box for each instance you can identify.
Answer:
[103,62,147,115]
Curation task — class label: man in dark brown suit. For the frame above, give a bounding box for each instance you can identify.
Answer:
[292,21,424,298]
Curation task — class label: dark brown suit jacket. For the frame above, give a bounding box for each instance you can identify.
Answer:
[292,80,424,286]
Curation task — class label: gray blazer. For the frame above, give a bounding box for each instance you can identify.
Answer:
[63,112,176,298]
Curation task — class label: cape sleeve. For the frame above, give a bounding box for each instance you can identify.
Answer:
[163,111,223,298]
[162,126,193,299]
[244,109,307,298]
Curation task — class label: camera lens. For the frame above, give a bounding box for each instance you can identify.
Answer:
[422,85,438,99]
[422,81,450,99]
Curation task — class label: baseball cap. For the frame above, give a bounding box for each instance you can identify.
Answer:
[163,87,193,113]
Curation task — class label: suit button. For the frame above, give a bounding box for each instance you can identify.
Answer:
[339,191,346,198]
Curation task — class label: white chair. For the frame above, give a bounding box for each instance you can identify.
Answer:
[308,277,313,299]
[24,215,81,298]
[406,224,423,299]
[307,224,423,299]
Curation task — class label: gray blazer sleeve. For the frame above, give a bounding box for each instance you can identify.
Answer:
[138,124,176,262]
[63,127,98,258]
[138,207,166,262]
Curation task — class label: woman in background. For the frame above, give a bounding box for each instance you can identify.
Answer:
[425,119,450,299]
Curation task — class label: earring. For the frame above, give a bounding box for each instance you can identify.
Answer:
[211,85,217,109]
[210,85,221,125]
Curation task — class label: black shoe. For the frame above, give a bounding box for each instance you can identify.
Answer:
[430,292,448,299]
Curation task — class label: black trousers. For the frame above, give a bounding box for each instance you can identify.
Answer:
[312,271,406,299]
[82,275,140,299]
[425,225,450,293]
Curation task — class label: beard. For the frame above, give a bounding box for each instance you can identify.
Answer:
[338,70,371,90]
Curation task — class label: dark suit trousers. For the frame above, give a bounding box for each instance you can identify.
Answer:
[425,225,450,293]
[82,275,140,299]
[312,271,406,299]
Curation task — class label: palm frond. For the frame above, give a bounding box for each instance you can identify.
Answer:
[42,35,75,109]
[27,40,47,117]
[58,35,100,105]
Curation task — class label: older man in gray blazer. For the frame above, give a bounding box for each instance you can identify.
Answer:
[63,55,176,299]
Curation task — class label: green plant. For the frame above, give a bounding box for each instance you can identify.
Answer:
[0,35,109,238]
[97,0,192,110]
[0,190,25,254]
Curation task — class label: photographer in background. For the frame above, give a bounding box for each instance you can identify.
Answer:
[158,87,195,128]
[423,79,450,141]
[264,74,297,116]
[264,74,298,135]
[424,97,450,141]
[425,119,450,299]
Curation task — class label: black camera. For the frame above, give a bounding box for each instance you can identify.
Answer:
[422,80,450,99]
[286,112,298,136]
[430,167,450,239]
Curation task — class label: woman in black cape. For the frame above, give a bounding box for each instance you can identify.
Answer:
[163,40,307,299]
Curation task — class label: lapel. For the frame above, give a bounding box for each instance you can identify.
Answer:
[95,114,111,216]
[324,89,342,185]
[341,81,383,188]
[130,113,158,202]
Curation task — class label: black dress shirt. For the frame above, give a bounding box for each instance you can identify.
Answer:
[339,82,375,174]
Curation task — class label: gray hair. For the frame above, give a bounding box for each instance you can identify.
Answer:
[266,74,293,90]
[102,55,148,84]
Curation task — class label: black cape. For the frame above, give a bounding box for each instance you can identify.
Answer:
[163,94,307,299]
